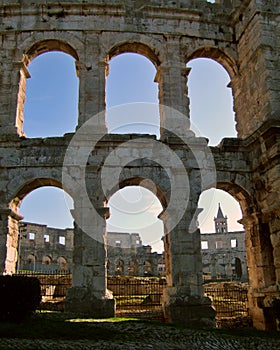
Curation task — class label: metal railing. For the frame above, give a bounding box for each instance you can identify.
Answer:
[13,272,250,325]
[204,284,249,318]
[15,270,72,310]
[107,276,166,321]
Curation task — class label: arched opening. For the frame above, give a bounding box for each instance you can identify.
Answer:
[233,257,243,280]
[16,40,79,137]
[198,188,248,282]
[128,259,139,276]
[42,255,52,265]
[26,254,36,271]
[143,260,154,277]
[187,57,236,146]
[115,259,125,276]
[57,256,68,271]
[198,188,243,233]
[106,52,160,138]
[13,184,74,273]
[106,185,165,277]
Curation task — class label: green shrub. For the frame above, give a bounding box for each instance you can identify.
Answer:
[0,275,41,323]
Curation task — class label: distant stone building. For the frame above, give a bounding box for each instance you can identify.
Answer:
[106,232,164,277]
[17,222,73,272]
[17,204,248,281]
[201,204,248,282]
[17,223,164,276]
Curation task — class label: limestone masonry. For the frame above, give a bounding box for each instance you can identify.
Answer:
[0,0,279,329]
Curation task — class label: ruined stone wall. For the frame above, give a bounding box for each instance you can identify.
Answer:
[201,231,248,281]
[0,0,279,329]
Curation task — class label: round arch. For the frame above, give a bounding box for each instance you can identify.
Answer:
[107,41,161,68]
[104,176,168,211]
[42,255,52,265]
[186,46,239,79]
[215,182,254,217]
[23,39,79,65]
[15,36,80,137]
[14,178,63,201]
[8,177,74,215]
[15,30,83,63]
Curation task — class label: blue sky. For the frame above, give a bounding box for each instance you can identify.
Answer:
[20,51,243,252]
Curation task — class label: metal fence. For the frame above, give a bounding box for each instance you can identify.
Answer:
[204,284,249,318]
[13,272,250,325]
[107,276,166,321]
[15,270,72,310]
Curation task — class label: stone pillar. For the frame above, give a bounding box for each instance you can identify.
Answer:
[156,36,192,139]
[76,59,108,134]
[14,61,30,137]
[0,58,29,136]
[161,209,216,327]
[233,4,279,138]
[65,207,115,318]
[243,213,280,330]
[0,209,23,275]
[270,213,280,284]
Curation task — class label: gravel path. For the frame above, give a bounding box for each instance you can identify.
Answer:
[0,320,279,350]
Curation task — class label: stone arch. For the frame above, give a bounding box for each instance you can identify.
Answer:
[5,177,73,274]
[129,259,139,276]
[23,39,79,65]
[42,255,52,266]
[143,260,154,276]
[107,41,161,68]
[15,38,80,137]
[9,177,65,212]
[186,46,238,79]
[104,173,169,211]
[16,31,83,62]
[57,256,68,270]
[27,254,35,266]
[215,181,254,218]
[115,259,125,275]
[105,177,167,278]
[233,257,243,280]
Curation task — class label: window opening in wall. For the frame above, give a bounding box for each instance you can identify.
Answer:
[18,186,74,272]
[216,240,223,249]
[106,53,160,138]
[231,239,237,248]
[42,255,52,265]
[201,241,209,250]
[59,236,66,245]
[24,52,79,138]
[106,185,164,277]
[198,188,243,233]
[20,187,74,230]
[187,58,236,146]
[29,232,35,241]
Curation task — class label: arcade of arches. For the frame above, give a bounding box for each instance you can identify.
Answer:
[0,0,279,330]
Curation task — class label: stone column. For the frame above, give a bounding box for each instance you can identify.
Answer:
[76,59,108,134]
[0,209,23,275]
[156,36,192,140]
[160,209,216,327]
[65,207,115,318]
[0,59,30,136]
[14,61,30,137]
[243,213,279,330]
[270,213,280,284]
